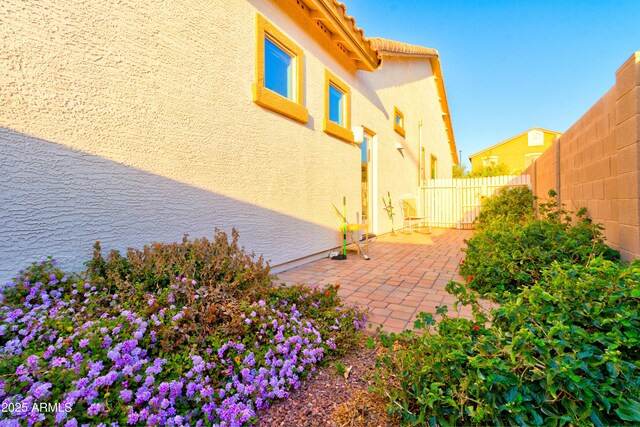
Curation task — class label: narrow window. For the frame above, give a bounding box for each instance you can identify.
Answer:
[323,69,353,142]
[394,107,405,137]
[430,155,438,180]
[328,84,344,126]
[395,113,403,127]
[253,14,308,123]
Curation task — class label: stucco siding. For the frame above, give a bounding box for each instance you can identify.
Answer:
[0,0,454,279]
[470,130,558,174]
[357,56,453,233]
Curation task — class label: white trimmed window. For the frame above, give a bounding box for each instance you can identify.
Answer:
[482,156,498,167]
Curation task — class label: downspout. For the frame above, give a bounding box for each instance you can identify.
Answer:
[418,119,423,216]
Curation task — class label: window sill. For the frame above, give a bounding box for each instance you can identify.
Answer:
[252,84,308,124]
[323,119,354,143]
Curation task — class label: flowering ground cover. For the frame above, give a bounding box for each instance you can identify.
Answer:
[0,231,367,426]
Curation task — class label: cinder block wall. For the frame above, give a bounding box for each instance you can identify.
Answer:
[528,52,640,260]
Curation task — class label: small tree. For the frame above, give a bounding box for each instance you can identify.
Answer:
[466,162,511,178]
[452,164,467,178]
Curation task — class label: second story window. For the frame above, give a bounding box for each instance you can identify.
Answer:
[483,156,498,167]
[394,107,405,137]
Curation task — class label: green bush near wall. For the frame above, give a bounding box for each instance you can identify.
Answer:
[461,189,619,300]
[474,186,535,230]
[374,259,640,426]
[373,187,638,426]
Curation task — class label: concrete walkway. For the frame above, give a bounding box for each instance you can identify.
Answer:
[274,228,474,334]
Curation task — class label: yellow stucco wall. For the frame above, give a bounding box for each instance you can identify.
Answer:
[469,129,560,174]
[0,0,454,278]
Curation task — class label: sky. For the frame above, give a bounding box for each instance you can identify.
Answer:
[343,0,640,166]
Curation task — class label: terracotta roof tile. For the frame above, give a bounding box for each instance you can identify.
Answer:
[368,37,438,58]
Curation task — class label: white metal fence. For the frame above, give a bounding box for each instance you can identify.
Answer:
[420,175,531,229]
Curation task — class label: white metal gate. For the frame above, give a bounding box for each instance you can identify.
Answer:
[420,175,531,229]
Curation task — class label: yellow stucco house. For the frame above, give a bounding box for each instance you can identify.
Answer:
[469,128,562,174]
[0,0,457,278]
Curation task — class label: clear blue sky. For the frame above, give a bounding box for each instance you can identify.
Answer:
[344,0,640,166]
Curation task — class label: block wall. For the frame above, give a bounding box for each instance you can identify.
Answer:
[528,52,640,260]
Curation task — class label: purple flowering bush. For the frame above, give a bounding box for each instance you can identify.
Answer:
[1,238,367,426]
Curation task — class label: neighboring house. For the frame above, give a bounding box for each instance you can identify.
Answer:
[469,128,561,174]
[0,0,457,280]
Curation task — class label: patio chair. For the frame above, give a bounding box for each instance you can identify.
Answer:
[399,194,431,234]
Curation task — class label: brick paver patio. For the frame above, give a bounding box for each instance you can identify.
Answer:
[274,228,475,334]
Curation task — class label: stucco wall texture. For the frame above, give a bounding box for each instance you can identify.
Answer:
[528,52,640,260]
[0,0,454,280]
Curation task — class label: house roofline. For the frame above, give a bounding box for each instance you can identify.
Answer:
[299,0,381,71]
[278,4,458,164]
[369,37,458,165]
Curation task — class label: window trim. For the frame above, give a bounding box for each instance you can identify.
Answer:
[525,152,541,167]
[252,14,308,124]
[323,69,353,143]
[482,156,499,167]
[393,107,405,137]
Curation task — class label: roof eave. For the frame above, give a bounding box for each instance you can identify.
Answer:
[430,56,458,165]
[378,51,438,59]
[468,128,563,159]
[369,38,458,164]
[303,0,380,71]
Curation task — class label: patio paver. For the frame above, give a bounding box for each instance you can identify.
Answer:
[273,228,475,334]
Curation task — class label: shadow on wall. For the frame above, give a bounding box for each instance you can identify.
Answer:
[0,128,337,281]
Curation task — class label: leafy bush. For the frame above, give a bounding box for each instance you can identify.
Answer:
[465,163,512,178]
[461,190,619,299]
[373,258,640,426]
[452,164,468,178]
[86,228,271,300]
[83,230,275,346]
[474,186,535,230]
[0,235,367,425]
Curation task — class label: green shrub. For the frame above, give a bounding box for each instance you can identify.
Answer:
[466,163,512,178]
[452,164,468,178]
[82,229,275,349]
[86,228,271,298]
[461,190,619,300]
[474,186,535,230]
[373,258,640,426]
